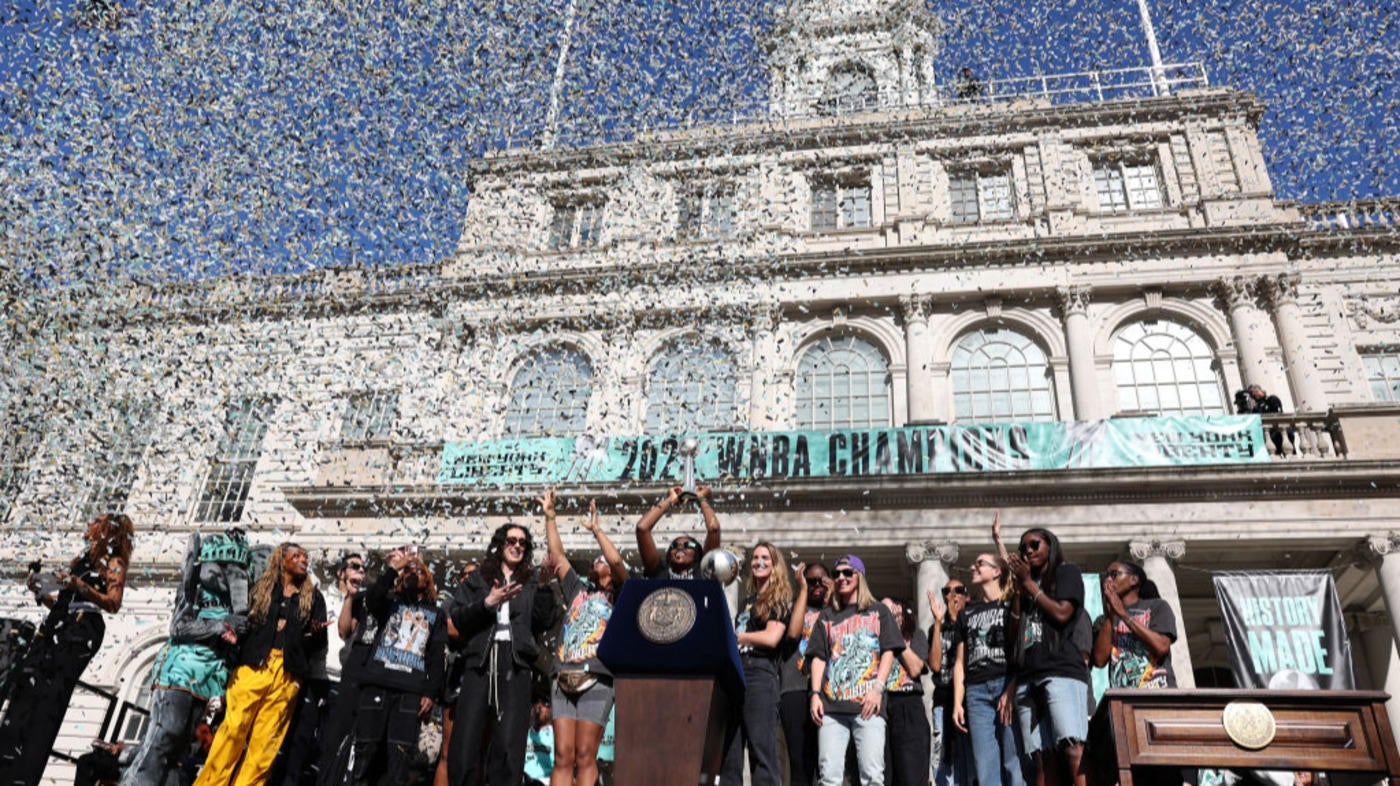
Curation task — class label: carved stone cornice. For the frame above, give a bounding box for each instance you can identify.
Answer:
[906,541,959,566]
[899,293,934,325]
[1364,532,1400,565]
[1055,285,1091,319]
[1260,273,1303,308]
[1345,297,1400,330]
[1128,539,1186,562]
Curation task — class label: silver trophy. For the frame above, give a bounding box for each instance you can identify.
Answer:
[678,436,701,500]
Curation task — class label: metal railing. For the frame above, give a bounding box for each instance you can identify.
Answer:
[1298,198,1400,231]
[504,62,1210,151]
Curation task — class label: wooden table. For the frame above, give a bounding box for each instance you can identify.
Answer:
[1097,689,1400,786]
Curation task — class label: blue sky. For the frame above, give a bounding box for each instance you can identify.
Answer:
[1,0,1395,281]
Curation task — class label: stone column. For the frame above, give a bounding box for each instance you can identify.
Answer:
[1056,285,1104,420]
[1365,533,1400,745]
[900,294,938,424]
[1215,276,1273,390]
[1128,539,1196,689]
[908,541,960,634]
[748,305,783,429]
[1261,273,1328,412]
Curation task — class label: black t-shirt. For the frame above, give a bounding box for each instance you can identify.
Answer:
[734,593,791,660]
[805,603,905,715]
[1096,597,1178,689]
[928,615,959,700]
[779,606,823,694]
[1020,562,1089,683]
[958,600,1011,685]
[886,629,930,695]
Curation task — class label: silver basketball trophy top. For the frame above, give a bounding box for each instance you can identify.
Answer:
[677,436,701,501]
[700,549,740,585]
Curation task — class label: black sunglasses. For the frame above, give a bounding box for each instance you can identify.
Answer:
[1105,569,1125,578]
[504,536,529,548]
[942,586,969,597]
[345,562,364,570]
[669,539,700,552]
[833,568,858,579]
[1019,538,1043,554]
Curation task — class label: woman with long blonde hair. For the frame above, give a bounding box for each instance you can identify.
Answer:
[806,554,903,786]
[0,514,134,786]
[720,541,794,786]
[952,548,1025,786]
[196,542,328,786]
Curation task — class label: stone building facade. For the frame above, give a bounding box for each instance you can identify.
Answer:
[3,0,1400,781]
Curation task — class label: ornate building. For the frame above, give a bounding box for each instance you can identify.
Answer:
[3,0,1400,779]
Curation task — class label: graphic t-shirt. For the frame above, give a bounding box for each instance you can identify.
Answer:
[734,593,791,659]
[556,570,614,677]
[886,629,930,694]
[374,601,439,674]
[805,603,904,715]
[957,600,1012,686]
[1099,597,1177,689]
[1020,562,1089,682]
[928,615,959,700]
[780,606,823,694]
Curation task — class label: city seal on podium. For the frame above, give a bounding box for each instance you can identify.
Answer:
[637,586,697,644]
[1222,700,1276,750]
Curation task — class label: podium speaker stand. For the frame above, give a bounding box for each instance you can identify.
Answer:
[597,579,744,786]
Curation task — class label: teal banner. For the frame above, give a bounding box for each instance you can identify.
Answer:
[438,416,1268,486]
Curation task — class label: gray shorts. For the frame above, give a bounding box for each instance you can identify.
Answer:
[551,675,615,727]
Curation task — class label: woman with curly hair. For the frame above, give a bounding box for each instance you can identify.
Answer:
[0,514,134,786]
[448,523,559,786]
[721,541,794,786]
[195,542,328,786]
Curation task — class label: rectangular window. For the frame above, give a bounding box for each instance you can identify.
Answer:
[1206,131,1240,193]
[811,177,872,231]
[548,201,605,250]
[341,391,399,442]
[1362,351,1400,402]
[1093,157,1164,212]
[677,184,737,240]
[949,169,1015,223]
[79,399,156,523]
[194,396,275,524]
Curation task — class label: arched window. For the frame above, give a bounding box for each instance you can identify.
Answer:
[1112,320,1224,415]
[951,328,1056,422]
[502,346,593,436]
[820,63,879,115]
[644,339,740,433]
[795,335,891,429]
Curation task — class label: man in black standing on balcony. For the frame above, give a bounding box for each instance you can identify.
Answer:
[1235,383,1288,454]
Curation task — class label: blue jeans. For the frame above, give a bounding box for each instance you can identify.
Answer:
[818,712,886,786]
[1015,676,1089,756]
[965,677,1026,786]
[932,701,970,786]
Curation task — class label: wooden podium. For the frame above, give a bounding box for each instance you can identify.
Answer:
[1096,689,1400,786]
[596,580,744,786]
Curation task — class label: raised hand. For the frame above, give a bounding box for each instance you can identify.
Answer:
[582,499,600,533]
[794,562,808,592]
[486,579,523,609]
[927,589,945,621]
[539,487,557,518]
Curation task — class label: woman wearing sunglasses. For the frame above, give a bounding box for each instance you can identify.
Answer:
[781,562,833,786]
[541,491,628,786]
[1000,517,1089,786]
[927,581,970,786]
[634,485,721,579]
[880,597,931,786]
[953,550,1025,786]
[806,555,904,786]
[448,523,560,786]
[720,541,793,786]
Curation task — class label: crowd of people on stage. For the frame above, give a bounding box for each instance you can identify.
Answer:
[0,495,1188,786]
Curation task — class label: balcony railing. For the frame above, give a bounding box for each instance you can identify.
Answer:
[1261,412,1345,460]
[1298,198,1400,231]
[506,62,1211,151]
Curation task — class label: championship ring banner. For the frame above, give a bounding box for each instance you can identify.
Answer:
[440,415,1269,486]
[1212,570,1354,690]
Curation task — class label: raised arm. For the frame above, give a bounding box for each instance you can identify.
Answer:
[926,590,945,671]
[583,499,627,585]
[992,510,1010,564]
[541,489,570,577]
[697,484,721,553]
[635,487,681,575]
[787,564,810,640]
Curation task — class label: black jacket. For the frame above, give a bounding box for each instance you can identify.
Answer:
[238,587,328,681]
[450,570,558,670]
[350,568,448,700]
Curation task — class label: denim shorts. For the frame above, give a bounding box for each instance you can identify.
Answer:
[1015,675,1089,754]
[552,675,615,727]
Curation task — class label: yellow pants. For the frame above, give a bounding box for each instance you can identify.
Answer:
[194,649,302,786]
